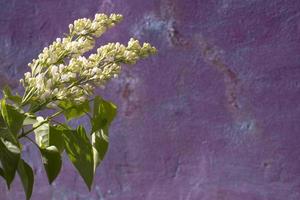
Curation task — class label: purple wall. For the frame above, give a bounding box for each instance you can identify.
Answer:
[1,0,300,199]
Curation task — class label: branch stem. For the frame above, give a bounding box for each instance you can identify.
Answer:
[18,110,64,139]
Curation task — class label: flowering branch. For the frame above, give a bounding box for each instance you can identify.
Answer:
[0,13,156,200]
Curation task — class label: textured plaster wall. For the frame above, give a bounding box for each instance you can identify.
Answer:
[0,0,300,199]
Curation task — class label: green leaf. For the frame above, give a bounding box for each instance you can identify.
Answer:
[49,126,65,153]
[92,96,117,132]
[0,112,21,187]
[1,99,26,136]
[58,100,90,121]
[92,130,109,171]
[0,117,18,145]
[0,167,4,178]
[33,119,65,153]
[33,117,49,148]
[0,113,6,128]
[0,138,20,188]
[28,100,42,113]
[91,96,116,170]
[33,120,65,184]
[17,159,34,200]
[3,86,22,105]
[40,146,62,184]
[63,126,94,190]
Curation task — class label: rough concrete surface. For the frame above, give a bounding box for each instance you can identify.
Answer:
[0,0,300,199]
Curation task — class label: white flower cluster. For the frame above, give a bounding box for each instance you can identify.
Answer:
[27,14,123,76]
[20,13,156,104]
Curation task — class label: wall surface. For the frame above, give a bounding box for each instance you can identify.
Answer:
[0,0,300,199]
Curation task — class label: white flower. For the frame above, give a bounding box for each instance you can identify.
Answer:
[46,79,52,90]
[61,74,70,82]
[21,13,156,104]
[24,72,31,79]
[58,64,65,73]
[50,65,58,76]
[127,38,141,50]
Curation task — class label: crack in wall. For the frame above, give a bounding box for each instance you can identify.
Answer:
[195,35,261,138]
[196,35,242,118]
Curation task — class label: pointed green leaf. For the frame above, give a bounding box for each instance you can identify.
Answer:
[28,100,43,113]
[0,120,18,145]
[33,121,65,184]
[0,138,20,188]
[58,100,90,121]
[49,126,65,153]
[40,146,62,184]
[92,130,109,171]
[91,97,116,170]
[0,166,4,178]
[0,113,6,128]
[63,126,94,190]
[92,96,117,132]
[0,115,12,142]
[33,120,65,153]
[3,86,22,105]
[17,159,34,200]
[0,112,21,187]
[1,99,26,136]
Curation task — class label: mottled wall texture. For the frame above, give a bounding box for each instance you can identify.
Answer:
[0,0,300,199]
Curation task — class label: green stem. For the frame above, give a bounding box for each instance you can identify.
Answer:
[21,87,37,106]
[47,110,64,120]
[18,110,64,139]
[18,121,47,139]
